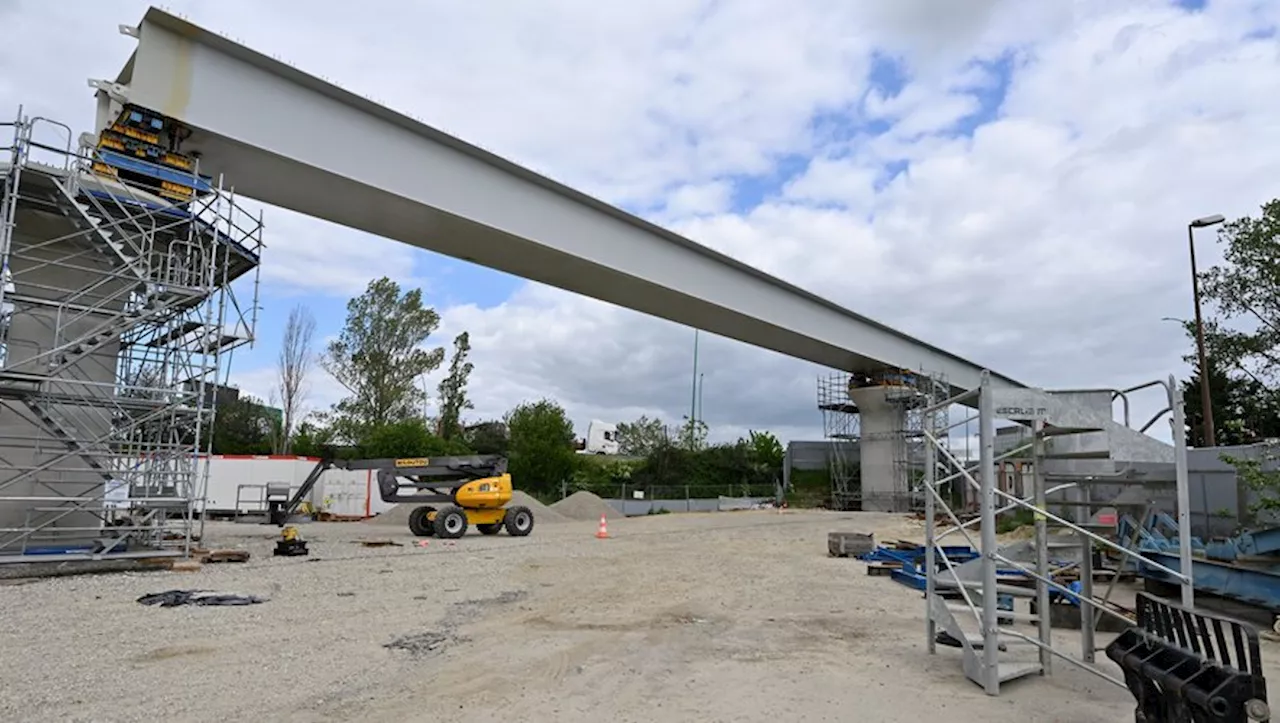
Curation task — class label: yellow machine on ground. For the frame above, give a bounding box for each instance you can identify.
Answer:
[391,457,534,539]
[292,454,534,538]
[273,525,309,556]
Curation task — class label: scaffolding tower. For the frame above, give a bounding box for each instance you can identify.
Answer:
[817,368,950,511]
[0,108,261,562]
[817,372,859,509]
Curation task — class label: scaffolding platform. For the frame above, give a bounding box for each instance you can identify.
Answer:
[0,109,262,562]
[816,368,948,512]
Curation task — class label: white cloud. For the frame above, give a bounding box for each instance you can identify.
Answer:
[252,206,428,298]
[663,181,735,218]
[781,158,878,208]
[6,0,1280,450]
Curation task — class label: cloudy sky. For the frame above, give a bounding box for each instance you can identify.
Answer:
[2,0,1277,445]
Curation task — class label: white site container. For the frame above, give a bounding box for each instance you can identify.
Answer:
[311,466,373,517]
[196,455,395,518]
[200,455,306,514]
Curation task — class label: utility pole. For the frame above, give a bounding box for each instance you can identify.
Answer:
[1188,214,1225,447]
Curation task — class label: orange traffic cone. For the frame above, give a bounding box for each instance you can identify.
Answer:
[596,514,610,539]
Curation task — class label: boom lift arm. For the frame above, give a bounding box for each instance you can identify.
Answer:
[267,450,335,526]
[333,455,509,505]
[285,453,533,539]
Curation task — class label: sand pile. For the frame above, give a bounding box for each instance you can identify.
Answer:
[508,490,569,523]
[365,493,428,526]
[365,490,569,526]
[551,490,621,521]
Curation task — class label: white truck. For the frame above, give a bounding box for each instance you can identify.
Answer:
[576,420,620,455]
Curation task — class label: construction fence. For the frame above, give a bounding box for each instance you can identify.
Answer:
[559,481,781,516]
[1186,443,1280,538]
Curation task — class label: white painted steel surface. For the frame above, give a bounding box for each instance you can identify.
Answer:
[96,8,1026,394]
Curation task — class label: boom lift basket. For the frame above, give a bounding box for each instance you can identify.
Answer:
[1105,592,1270,723]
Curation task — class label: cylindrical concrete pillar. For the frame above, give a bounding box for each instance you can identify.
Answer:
[848,384,905,512]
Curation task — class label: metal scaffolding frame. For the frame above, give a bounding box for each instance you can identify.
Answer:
[818,369,950,511]
[817,372,859,510]
[0,108,261,561]
[922,370,1193,695]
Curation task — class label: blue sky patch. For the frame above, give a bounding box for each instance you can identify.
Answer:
[731,153,810,210]
[867,52,909,100]
[950,52,1015,136]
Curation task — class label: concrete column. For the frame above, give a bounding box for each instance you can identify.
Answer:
[849,384,905,512]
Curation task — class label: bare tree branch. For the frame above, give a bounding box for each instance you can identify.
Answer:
[276,304,316,454]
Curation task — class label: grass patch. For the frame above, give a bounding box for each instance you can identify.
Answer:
[995,508,1036,534]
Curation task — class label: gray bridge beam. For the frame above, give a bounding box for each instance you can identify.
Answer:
[98,8,1025,393]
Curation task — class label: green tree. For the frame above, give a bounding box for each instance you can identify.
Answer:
[1179,200,1280,447]
[674,416,709,452]
[615,415,669,456]
[570,457,637,496]
[1190,199,1280,515]
[321,277,445,440]
[1197,199,1280,387]
[505,399,576,494]
[1181,365,1280,447]
[747,430,785,472]
[211,394,275,454]
[290,417,336,458]
[359,418,471,458]
[436,332,474,441]
[1221,441,1280,519]
[463,420,509,456]
[628,437,778,497]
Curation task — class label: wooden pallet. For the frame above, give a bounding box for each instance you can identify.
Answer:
[316,512,367,522]
[867,561,903,576]
[189,548,250,564]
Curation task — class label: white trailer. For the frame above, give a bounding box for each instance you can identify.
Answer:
[197,455,394,518]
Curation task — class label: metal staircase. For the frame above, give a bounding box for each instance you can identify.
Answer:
[0,111,262,560]
[921,372,1194,695]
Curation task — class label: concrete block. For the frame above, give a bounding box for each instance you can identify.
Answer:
[828,531,875,557]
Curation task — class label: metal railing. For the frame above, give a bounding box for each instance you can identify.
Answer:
[922,370,1194,695]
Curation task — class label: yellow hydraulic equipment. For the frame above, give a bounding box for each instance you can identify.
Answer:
[298,454,534,539]
[404,468,533,539]
[88,103,210,204]
[849,367,919,390]
[273,525,309,557]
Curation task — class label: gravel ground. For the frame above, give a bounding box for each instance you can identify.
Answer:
[1,510,1274,722]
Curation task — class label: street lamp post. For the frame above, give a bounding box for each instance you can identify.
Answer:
[689,329,699,423]
[1188,213,1225,447]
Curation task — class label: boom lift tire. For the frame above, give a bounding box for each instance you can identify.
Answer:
[504,506,535,537]
[408,506,436,537]
[476,523,503,535]
[434,505,468,539]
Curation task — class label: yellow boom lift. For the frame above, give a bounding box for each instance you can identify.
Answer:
[275,453,533,538]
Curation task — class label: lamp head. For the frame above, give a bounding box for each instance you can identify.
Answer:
[1190,214,1225,228]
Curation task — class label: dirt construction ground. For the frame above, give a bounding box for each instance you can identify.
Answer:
[3,509,1275,722]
